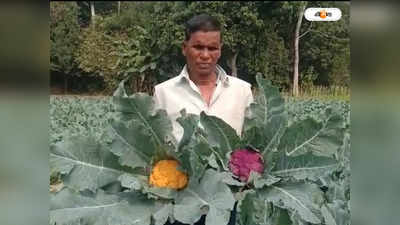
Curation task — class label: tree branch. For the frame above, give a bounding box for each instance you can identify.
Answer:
[81,1,90,8]
[299,22,313,39]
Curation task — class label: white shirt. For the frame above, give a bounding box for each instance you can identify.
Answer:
[153,64,254,142]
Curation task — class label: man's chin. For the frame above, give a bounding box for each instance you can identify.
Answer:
[196,68,214,76]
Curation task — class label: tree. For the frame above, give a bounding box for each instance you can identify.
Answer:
[268,1,350,94]
[50,1,81,93]
[50,1,350,95]
[117,1,121,16]
[75,25,122,93]
[293,2,307,96]
[75,2,159,94]
[90,1,95,25]
[293,1,350,88]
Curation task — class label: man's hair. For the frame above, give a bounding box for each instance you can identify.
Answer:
[184,14,221,41]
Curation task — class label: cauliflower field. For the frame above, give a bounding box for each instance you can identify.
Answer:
[50,96,349,145]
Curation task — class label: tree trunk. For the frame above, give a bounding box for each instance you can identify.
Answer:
[228,51,239,77]
[118,1,121,16]
[63,73,68,94]
[90,1,96,25]
[292,3,306,97]
[139,74,146,92]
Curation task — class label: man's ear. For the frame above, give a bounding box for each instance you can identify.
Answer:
[182,41,187,56]
[182,41,186,56]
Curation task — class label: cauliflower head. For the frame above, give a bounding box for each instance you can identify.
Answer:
[149,159,188,190]
[229,148,264,182]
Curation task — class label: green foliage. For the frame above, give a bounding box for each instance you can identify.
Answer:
[50,76,350,225]
[50,134,130,192]
[49,98,349,147]
[51,188,157,225]
[50,96,114,144]
[286,98,350,125]
[299,1,350,87]
[50,2,81,74]
[75,25,124,92]
[174,170,236,225]
[179,75,350,225]
[109,81,176,168]
[50,80,237,225]
[50,2,350,95]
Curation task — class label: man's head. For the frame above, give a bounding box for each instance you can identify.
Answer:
[182,14,222,77]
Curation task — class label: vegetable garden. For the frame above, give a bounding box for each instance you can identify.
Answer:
[50,75,350,225]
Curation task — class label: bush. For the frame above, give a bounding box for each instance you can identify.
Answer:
[50,2,81,74]
[75,25,123,93]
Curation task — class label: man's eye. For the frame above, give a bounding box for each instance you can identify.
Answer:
[193,45,203,50]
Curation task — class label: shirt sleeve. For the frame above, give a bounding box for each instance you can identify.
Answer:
[153,86,162,111]
[246,85,254,108]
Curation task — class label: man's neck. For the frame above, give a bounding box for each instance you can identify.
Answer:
[188,68,218,86]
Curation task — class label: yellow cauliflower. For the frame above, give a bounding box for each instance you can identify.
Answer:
[149,160,188,190]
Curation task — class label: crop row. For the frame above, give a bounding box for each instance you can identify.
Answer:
[50,96,350,144]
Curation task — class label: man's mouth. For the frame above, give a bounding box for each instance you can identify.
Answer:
[198,63,211,69]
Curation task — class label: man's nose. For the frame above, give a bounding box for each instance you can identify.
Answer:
[200,49,210,59]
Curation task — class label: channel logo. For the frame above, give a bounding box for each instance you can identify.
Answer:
[304,8,342,21]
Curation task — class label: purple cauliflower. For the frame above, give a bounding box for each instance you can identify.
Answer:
[229,148,264,182]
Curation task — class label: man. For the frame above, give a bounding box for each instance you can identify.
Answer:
[154,14,254,143]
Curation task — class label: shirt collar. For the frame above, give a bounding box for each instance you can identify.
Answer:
[180,64,230,86]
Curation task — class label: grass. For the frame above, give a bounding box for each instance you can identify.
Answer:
[282,85,350,102]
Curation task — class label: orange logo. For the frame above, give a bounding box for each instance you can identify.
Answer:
[320,10,327,18]
[314,10,332,19]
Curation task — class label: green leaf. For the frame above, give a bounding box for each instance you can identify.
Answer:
[257,182,323,224]
[118,173,143,190]
[139,64,150,73]
[220,172,245,187]
[174,169,236,225]
[50,135,129,192]
[126,67,138,73]
[238,191,259,225]
[176,111,211,182]
[113,80,175,146]
[238,190,278,225]
[271,152,338,181]
[207,153,220,169]
[321,204,337,225]
[325,201,350,225]
[108,120,153,169]
[243,75,288,156]
[245,75,286,126]
[50,188,156,225]
[145,187,178,200]
[176,109,200,152]
[134,55,146,65]
[153,203,174,225]
[180,150,208,184]
[119,173,178,200]
[253,174,281,189]
[261,114,288,156]
[278,113,345,157]
[109,80,176,169]
[150,62,157,70]
[200,112,240,168]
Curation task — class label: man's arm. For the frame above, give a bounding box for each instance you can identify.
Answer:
[153,86,162,112]
[245,85,254,108]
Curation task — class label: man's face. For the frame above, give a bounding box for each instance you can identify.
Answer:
[182,31,222,77]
